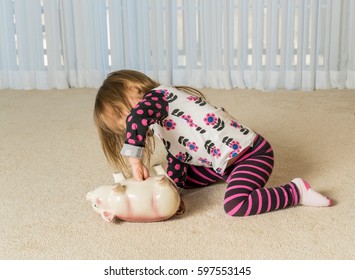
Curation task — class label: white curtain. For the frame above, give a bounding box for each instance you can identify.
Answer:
[0,0,354,90]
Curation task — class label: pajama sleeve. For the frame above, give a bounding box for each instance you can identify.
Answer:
[166,152,189,188]
[120,90,169,158]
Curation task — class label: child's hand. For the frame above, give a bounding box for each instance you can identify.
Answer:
[128,157,149,181]
[132,164,149,181]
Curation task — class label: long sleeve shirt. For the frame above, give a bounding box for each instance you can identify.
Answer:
[121,86,256,187]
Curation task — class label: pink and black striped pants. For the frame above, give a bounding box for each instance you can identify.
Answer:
[184,135,300,216]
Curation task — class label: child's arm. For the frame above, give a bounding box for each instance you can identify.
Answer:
[166,153,189,187]
[121,90,169,180]
[127,156,149,181]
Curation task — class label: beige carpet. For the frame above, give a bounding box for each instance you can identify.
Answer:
[0,87,354,260]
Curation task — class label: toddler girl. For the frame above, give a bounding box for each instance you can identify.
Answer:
[94,70,333,217]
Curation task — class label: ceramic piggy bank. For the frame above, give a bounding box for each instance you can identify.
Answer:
[86,165,184,223]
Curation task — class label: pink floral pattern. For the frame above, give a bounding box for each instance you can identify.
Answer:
[198,157,211,165]
[210,146,221,158]
[229,140,241,153]
[230,120,240,128]
[186,141,199,152]
[204,113,217,126]
[163,119,176,130]
[175,152,186,162]
[181,115,197,127]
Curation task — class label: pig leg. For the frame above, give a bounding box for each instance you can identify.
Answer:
[113,172,126,183]
[176,199,185,215]
[153,164,166,176]
[101,211,115,223]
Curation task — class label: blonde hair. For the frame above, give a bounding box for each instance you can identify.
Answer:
[94,69,205,175]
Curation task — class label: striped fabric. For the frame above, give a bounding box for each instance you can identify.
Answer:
[185,135,300,216]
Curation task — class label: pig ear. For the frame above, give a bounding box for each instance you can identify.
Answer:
[101,211,115,222]
[86,191,92,201]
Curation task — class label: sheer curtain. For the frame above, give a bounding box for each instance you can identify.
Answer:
[0,0,354,90]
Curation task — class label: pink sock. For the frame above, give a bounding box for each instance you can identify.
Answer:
[292,178,333,207]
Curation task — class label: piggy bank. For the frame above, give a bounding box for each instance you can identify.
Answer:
[86,165,184,222]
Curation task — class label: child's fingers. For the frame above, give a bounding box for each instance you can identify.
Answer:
[143,167,150,180]
[132,165,149,181]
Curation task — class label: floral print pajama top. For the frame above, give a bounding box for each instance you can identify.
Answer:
[121,86,257,187]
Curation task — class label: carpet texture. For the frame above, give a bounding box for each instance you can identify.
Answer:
[0,87,354,260]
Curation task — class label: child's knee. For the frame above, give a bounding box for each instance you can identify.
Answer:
[223,203,245,217]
